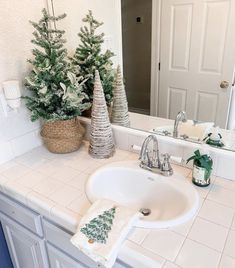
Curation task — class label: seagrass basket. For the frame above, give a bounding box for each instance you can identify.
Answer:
[40,118,85,154]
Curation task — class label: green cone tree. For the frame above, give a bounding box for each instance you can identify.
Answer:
[24,8,90,122]
[81,207,116,244]
[71,10,115,106]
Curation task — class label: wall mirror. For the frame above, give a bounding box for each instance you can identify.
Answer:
[51,0,235,152]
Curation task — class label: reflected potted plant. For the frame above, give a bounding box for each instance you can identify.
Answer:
[187,150,213,187]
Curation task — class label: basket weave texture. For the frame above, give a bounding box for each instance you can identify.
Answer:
[41,118,85,154]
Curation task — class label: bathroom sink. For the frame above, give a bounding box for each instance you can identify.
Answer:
[152,121,214,141]
[86,161,199,229]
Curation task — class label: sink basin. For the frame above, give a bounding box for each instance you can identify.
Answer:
[152,120,214,141]
[86,161,199,229]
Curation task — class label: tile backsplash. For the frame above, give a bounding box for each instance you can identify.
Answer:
[81,117,235,182]
[0,0,45,164]
[0,107,41,164]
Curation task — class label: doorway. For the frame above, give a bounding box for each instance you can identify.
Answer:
[153,0,235,128]
[121,0,152,115]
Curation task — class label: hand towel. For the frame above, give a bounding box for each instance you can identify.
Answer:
[71,199,141,268]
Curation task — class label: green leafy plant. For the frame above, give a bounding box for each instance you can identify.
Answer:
[71,10,115,106]
[24,9,90,122]
[187,150,213,173]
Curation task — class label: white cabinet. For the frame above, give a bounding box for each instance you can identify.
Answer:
[47,243,87,268]
[1,215,49,268]
[0,193,130,268]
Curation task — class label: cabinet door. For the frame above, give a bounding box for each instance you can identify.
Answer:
[47,243,87,268]
[1,217,49,268]
[0,222,13,268]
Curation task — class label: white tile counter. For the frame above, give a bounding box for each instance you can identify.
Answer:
[0,142,235,267]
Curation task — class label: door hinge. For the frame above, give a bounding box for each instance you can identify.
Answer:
[158,62,161,71]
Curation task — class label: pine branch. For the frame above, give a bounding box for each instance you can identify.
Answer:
[71,10,115,104]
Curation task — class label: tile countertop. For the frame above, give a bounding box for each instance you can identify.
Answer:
[0,142,235,268]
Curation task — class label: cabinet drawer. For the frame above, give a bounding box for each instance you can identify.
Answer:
[0,193,43,237]
[43,219,128,268]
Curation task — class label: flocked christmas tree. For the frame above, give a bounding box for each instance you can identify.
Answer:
[81,207,116,244]
[71,10,115,106]
[24,8,90,122]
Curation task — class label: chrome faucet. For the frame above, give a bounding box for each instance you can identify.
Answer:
[173,111,187,138]
[139,135,173,176]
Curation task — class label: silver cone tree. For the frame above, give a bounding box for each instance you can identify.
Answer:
[89,70,115,158]
[111,65,130,127]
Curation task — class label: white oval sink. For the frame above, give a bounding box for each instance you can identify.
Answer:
[86,161,199,229]
[152,121,214,141]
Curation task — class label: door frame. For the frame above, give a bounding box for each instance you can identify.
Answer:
[150,0,161,116]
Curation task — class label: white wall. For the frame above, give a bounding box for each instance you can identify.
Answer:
[50,0,123,67]
[0,0,47,163]
[0,0,123,164]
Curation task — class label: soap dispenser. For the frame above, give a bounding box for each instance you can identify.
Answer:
[203,127,224,147]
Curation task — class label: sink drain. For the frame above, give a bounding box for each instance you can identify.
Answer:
[139,208,151,216]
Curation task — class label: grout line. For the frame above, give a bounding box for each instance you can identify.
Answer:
[223,252,235,261]
[218,220,233,267]
[196,215,232,229]
[230,214,235,230]
[172,236,187,263]
[185,237,223,254]
[173,207,202,262]
[206,197,235,210]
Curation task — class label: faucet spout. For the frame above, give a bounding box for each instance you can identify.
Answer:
[139,135,161,170]
[139,135,174,176]
[173,111,187,138]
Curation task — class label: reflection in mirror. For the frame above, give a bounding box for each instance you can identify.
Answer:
[122,0,235,151]
[121,0,152,115]
[51,0,235,152]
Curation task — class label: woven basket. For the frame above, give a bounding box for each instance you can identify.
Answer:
[41,118,85,154]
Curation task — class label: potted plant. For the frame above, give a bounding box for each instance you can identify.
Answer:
[24,9,90,153]
[187,150,213,187]
[70,10,115,117]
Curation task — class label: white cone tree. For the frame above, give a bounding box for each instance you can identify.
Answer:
[89,70,115,159]
[111,65,130,127]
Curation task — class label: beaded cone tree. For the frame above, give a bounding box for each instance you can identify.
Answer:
[89,70,115,159]
[111,65,130,127]
[81,207,116,244]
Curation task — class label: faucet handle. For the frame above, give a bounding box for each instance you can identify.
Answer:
[161,153,173,176]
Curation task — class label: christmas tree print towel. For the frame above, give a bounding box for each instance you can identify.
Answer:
[71,199,141,268]
[81,206,116,244]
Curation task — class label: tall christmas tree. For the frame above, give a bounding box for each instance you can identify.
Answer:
[81,207,116,244]
[89,70,115,159]
[71,10,115,106]
[24,8,90,122]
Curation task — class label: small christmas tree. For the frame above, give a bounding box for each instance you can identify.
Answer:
[81,207,116,244]
[71,10,115,106]
[24,8,90,122]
